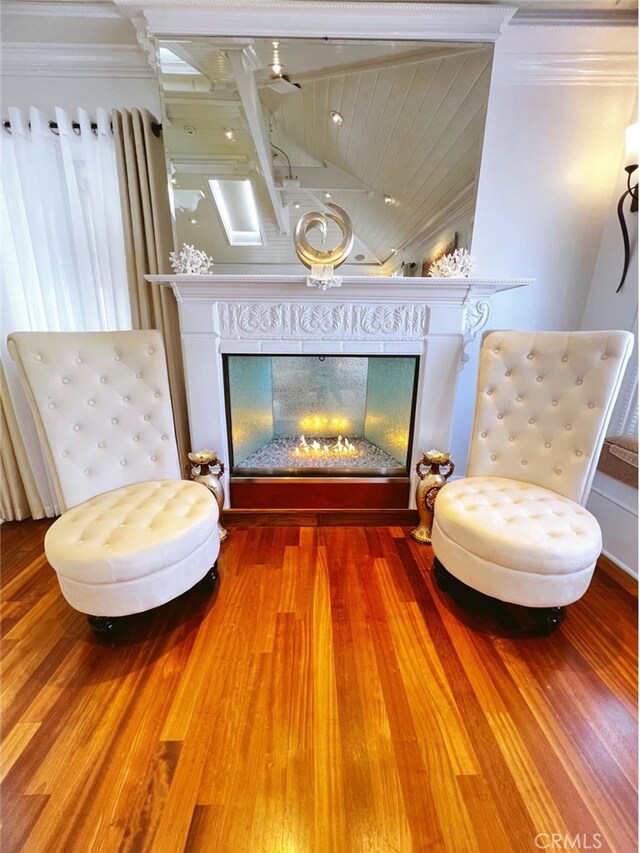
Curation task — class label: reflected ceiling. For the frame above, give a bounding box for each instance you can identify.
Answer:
[158,37,494,272]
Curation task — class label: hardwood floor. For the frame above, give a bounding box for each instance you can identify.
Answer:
[1,518,637,852]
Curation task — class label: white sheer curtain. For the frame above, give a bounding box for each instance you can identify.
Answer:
[1,107,131,517]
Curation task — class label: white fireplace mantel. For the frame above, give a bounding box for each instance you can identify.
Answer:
[146,274,531,506]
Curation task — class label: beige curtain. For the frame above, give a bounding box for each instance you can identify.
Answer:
[112,108,190,465]
[0,361,45,521]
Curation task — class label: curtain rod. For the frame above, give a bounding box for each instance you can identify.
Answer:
[2,119,163,137]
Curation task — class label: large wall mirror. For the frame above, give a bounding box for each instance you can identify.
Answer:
[156,36,494,275]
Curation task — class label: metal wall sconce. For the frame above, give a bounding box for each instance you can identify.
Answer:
[616,122,638,293]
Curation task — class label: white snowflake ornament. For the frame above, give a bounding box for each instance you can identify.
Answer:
[428,248,475,278]
[169,243,214,275]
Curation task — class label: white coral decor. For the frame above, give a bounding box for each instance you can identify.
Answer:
[428,248,474,278]
[169,243,214,275]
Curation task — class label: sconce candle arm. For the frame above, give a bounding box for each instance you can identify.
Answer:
[616,163,638,294]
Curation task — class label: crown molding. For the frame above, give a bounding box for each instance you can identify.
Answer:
[505,51,638,86]
[1,43,155,78]
[2,1,121,18]
[120,2,516,43]
[511,9,639,27]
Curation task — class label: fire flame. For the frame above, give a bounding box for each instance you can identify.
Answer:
[294,434,358,457]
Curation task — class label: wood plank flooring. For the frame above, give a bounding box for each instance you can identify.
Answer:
[1,518,637,852]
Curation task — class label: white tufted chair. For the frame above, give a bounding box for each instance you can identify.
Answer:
[432,330,634,633]
[8,330,220,637]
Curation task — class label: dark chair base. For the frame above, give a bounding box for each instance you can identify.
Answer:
[87,560,220,638]
[432,557,566,635]
[87,614,115,637]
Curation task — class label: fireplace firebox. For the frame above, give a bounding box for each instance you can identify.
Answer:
[223,355,419,478]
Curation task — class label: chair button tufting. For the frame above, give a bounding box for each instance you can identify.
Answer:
[505,370,511,377]
[481,432,487,438]
[73,424,80,431]
[120,460,127,467]
[545,442,551,448]
[62,377,70,384]
[149,348,155,355]
[576,450,584,457]
[516,395,522,402]
[566,424,572,431]
[493,347,500,354]
[508,435,515,441]
[34,355,42,361]
[76,357,82,364]
[98,442,105,449]
[111,418,118,425]
[562,356,568,363]
[521,459,528,466]
[529,418,535,424]
[87,399,95,406]
[601,354,608,360]
[555,468,563,475]
[136,372,142,379]
[527,353,533,360]
[154,392,161,399]
[490,454,497,460]
[61,450,68,457]
[161,435,168,441]
[84,469,91,476]
[497,413,503,419]
[552,400,558,406]
[48,403,55,409]
[144,415,150,421]
[588,402,595,409]
[133,436,139,442]
[123,396,129,403]
[536,376,543,382]
[100,376,107,384]
[576,379,583,386]
[151,455,157,462]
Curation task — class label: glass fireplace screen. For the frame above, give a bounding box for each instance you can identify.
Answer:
[224,355,419,476]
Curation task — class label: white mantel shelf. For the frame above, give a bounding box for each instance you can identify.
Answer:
[146,275,531,303]
[146,274,531,507]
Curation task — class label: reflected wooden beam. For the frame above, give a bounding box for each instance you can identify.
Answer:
[228,47,290,235]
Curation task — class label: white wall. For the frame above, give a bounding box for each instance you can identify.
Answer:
[580,103,638,576]
[0,3,161,115]
[450,21,638,470]
[1,76,161,115]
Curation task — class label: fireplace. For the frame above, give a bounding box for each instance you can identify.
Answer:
[224,354,419,477]
[146,274,530,509]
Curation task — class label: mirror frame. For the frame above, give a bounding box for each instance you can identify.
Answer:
[139,2,515,44]
[137,1,515,272]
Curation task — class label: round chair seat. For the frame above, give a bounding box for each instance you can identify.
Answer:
[434,476,601,576]
[45,480,220,617]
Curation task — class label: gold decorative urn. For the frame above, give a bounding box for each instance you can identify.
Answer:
[185,449,229,542]
[411,449,455,544]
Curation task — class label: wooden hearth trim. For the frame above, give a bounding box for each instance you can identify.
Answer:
[224,508,419,527]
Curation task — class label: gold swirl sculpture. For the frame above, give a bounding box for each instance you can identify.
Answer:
[293,202,354,269]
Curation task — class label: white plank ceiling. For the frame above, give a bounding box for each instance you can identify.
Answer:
[160,38,494,270]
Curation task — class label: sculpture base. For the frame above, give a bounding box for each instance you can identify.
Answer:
[410,524,432,544]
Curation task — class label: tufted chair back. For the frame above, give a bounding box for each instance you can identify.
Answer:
[467,330,634,505]
[8,330,182,512]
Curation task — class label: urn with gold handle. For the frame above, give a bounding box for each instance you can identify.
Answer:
[185,450,229,543]
[411,449,455,544]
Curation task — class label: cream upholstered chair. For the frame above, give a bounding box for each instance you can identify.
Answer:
[432,330,634,633]
[8,330,220,637]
